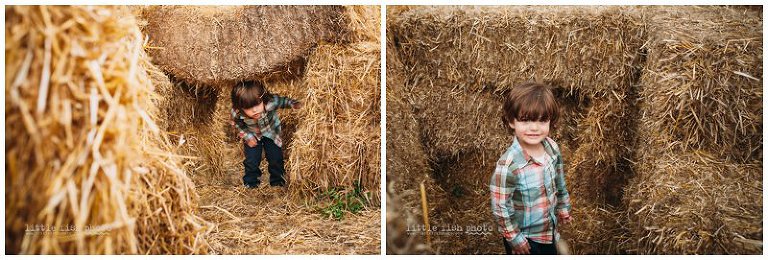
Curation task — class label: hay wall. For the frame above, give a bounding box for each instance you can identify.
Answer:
[388,5,763,255]
[141,6,346,86]
[388,6,647,254]
[623,6,763,254]
[389,6,647,205]
[5,6,210,254]
[385,24,433,253]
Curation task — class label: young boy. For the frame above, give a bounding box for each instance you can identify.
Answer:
[230,80,302,188]
[489,82,573,255]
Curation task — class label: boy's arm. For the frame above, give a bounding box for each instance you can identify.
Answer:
[272,95,299,109]
[554,152,572,218]
[230,109,255,142]
[490,157,527,248]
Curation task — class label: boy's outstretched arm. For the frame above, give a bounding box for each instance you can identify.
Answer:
[490,156,527,249]
[230,108,256,143]
[271,95,300,109]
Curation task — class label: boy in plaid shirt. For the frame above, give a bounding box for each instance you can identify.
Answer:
[490,82,572,255]
[230,81,302,188]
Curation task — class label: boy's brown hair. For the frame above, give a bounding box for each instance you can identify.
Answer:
[231,80,272,110]
[502,82,560,128]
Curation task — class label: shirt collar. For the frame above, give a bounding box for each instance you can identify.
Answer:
[510,136,557,168]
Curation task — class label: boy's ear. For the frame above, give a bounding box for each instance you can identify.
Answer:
[507,121,515,129]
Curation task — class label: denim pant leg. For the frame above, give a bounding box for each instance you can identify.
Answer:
[243,141,263,186]
[262,137,286,186]
[527,238,557,255]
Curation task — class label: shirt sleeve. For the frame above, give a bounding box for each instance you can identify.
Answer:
[490,155,526,247]
[554,150,572,217]
[270,95,297,110]
[230,108,255,142]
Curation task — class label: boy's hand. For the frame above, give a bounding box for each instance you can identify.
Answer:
[511,240,531,254]
[291,102,302,109]
[558,213,573,225]
[246,138,257,148]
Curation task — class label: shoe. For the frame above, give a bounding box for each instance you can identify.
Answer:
[244,183,259,189]
[270,182,285,187]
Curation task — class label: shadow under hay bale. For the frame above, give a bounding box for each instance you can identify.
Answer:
[5,6,210,254]
[140,5,346,86]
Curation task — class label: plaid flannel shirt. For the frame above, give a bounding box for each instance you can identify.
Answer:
[230,95,297,148]
[489,136,572,247]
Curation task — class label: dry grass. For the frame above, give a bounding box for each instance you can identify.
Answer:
[5,6,210,254]
[193,174,380,255]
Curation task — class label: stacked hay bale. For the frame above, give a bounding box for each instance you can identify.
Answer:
[388,6,647,254]
[385,17,435,253]
[140,5,346,86]
[624,6,763,254]
[5,6,210,254]
[288,6,382,205]
[141,6,382,204]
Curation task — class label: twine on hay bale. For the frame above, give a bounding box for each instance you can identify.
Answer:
[5,6,211,254]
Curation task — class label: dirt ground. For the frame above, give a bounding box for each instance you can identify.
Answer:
[191,171,380,254]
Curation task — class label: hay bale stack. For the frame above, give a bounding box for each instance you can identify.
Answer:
[140,6,346,86]
[624,151,762,254]
[638,6,763,162]
[389,6,647,204]
[5,6,210,254]
[623,6,763,254]
[287,41,381,204]
[386,22,435,253]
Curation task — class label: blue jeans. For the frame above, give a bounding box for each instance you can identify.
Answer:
[242,137,286,187]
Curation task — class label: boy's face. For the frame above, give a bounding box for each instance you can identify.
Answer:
[509,119,550,147]
[242,103,265,119]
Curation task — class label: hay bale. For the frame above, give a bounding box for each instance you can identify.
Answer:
[288,41,381,204]
[559,198,629,254]
[624,151,762,254]
[342,5,381,43]
[621,7,764,254]
[639,6,763,162]
[5,6,210,254]
[140,6,346,86]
